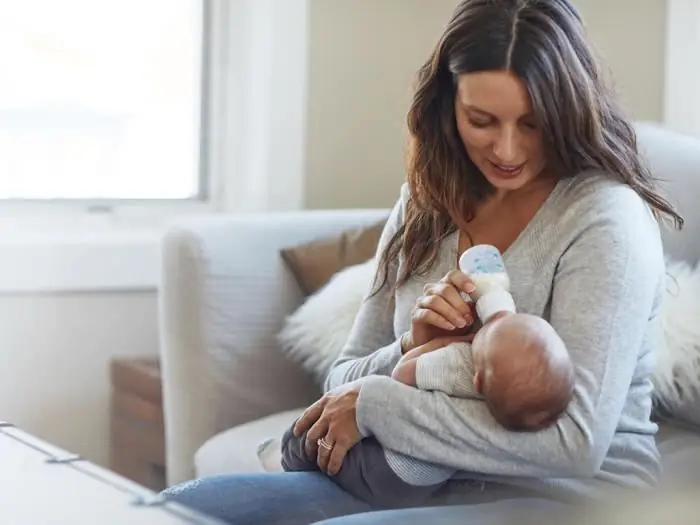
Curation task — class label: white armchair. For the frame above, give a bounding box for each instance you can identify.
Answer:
[158,209,389,485]
[159,122,700,487]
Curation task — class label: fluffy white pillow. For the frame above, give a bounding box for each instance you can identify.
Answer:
[278,259,376,384]
[652,258,700,417]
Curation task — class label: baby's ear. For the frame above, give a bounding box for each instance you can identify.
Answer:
[526,411,558,431]
[473,370,483,393]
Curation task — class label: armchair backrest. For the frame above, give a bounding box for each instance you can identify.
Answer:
[636,122,700,265]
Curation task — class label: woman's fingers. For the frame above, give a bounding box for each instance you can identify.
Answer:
[420,284,474,326]
[316,436,333,473]
[412,304,456,331]
[406,271,477,351]
[315,430,349,475]
[326,442,349,476]
[305,413,330,457]
[293,397,326,437]
[441,269,477,295]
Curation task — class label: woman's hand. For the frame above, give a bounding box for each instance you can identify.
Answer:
[293,383,362,476]
[403,269,477,352]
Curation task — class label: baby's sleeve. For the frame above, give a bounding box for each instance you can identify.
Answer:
[415,343,481,398]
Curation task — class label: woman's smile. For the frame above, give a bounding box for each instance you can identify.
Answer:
[488,160,527,180]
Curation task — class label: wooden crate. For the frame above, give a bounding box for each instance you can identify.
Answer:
[109,357,166,491]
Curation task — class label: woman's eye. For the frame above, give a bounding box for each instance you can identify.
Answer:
[522,121,538,130]
[468,119,490,128]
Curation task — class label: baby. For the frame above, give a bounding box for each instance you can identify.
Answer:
[280,286,575,508]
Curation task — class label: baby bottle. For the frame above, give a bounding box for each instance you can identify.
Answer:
[458,244,516,323]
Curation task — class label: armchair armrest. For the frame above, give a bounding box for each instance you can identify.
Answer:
[158,209,388,485]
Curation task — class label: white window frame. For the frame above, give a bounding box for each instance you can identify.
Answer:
[0,0,236,294]
[0,0,227,229]
[0,0,309,294]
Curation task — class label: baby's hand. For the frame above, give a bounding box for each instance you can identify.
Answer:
[391,360,416,385]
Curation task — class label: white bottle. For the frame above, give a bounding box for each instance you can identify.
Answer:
[458,244,516,323]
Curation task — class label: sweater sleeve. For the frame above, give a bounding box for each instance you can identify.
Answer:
[323,185,408,393]
[415,343,478,397]
[355,192,664,478]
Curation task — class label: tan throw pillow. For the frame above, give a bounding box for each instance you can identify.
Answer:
[280,220,387,296]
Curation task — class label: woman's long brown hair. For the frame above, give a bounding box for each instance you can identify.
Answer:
[373,0,682,295]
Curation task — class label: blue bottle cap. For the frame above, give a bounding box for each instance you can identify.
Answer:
[459,244,506,275]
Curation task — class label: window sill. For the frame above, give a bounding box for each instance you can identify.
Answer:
[0,227,162,294]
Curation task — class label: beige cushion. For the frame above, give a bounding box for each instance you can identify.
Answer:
[280,220,386,296]
[194,408,304,477]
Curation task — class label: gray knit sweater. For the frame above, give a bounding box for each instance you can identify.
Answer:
[389,342,482,487]
[324,172,666,500]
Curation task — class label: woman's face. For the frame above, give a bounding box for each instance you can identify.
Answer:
[454,70,548,192]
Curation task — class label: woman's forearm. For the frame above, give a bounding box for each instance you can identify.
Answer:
[356,375,600,477]
[325,339,404,392]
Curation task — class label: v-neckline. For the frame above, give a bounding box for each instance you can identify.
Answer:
[450,178,567,264]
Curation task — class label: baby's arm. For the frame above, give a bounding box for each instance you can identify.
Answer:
[412,342,477,397]
[391,340,448,386]
[391,334,474,386]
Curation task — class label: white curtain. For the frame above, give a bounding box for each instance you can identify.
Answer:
[214,0,308,214]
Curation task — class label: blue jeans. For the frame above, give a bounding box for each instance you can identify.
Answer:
[161,472,564,525]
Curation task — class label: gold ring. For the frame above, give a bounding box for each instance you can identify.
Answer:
[317,437,334,451]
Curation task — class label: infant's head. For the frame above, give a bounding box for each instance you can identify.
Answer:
[471,312,574,431]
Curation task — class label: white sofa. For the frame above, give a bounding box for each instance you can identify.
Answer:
[159,122,700,487]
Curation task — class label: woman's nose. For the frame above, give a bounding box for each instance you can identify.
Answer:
[492,128,521,163]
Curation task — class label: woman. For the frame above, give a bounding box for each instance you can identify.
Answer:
[162,0,682,523]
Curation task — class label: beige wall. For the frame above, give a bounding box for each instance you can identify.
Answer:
[303,0,668,210]
[575,0,667,122]
[304,0,458,209]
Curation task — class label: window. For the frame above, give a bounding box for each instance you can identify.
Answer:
[0,0,207,202]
